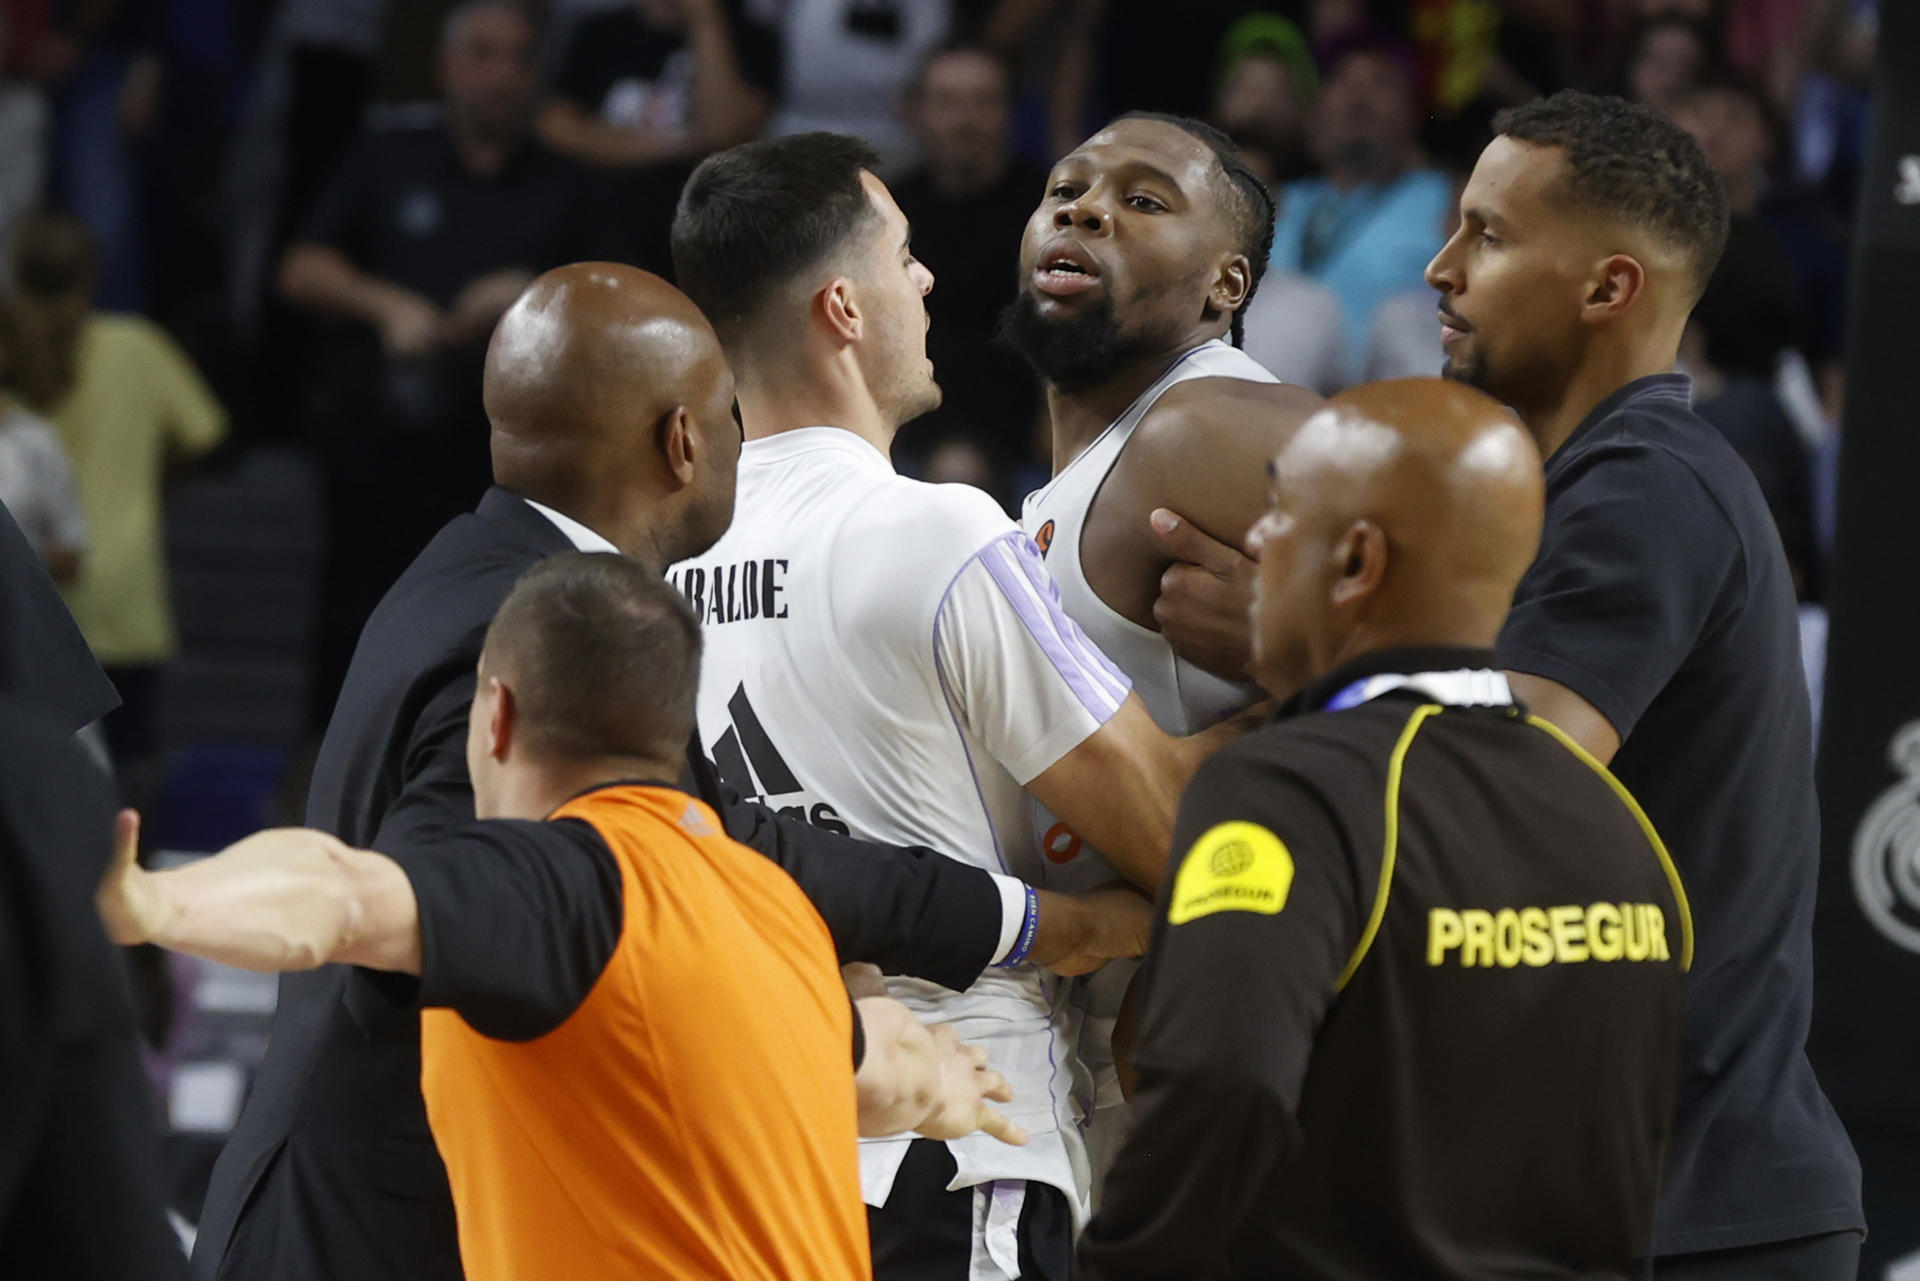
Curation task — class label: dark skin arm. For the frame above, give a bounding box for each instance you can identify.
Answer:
[1083,377,1323,675]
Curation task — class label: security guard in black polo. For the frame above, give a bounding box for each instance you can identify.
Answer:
[1080,379,1692,1281]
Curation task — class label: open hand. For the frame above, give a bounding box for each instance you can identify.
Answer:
[915,1023,1028,1147]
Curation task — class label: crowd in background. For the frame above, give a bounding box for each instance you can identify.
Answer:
[0,0,1882,1238]
[0,0,1877,820]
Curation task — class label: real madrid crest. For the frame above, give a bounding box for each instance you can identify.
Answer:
[1852,720,1920,954]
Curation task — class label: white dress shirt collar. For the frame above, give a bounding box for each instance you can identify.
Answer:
[524,498,620,554]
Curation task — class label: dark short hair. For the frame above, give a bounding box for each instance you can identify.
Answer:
[1493,90,1729,296]
[671,133,883,345]
[11,210,96,298]
[482,552,702,764]
[1113,112,1275,348]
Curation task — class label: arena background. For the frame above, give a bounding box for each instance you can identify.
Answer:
[0,0,1907,1274]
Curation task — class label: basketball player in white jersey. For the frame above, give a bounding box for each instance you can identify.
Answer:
[1000,113,1323,1172]
[667,133,1250,1281]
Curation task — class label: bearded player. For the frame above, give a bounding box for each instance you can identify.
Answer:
[1000,113,1322,1172]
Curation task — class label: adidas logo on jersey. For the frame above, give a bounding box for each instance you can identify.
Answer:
[710,684,850,835]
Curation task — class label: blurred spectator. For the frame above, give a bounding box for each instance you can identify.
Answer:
[1358,286,1442,381]
[1672,70,1848,429]
[36,1,163,314]
[1268,24,1451,377]
[0,1,51,274]
[1238,271,1346,393]
[1617,12,1716,114]
[1407,0,1574,172]
[1208,12,1316,188]
[540,0,782,269]
[891,41,1044,500]
[0,316,85,579]
[768,0,955,173]
[277,0,607,728]
[7,210,227,779]
[1684,221,1818,601]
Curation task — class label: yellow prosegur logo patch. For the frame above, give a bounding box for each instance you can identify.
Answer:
[1168,822,1295,925]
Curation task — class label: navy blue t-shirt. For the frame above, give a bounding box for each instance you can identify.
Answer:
[1499,374,1863,1254]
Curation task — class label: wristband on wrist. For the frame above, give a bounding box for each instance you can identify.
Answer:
[995,884,1041,968]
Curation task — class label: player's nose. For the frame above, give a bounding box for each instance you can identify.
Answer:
[1053,194,1110,234]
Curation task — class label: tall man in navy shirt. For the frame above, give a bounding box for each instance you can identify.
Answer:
[1423,91,1864,1279]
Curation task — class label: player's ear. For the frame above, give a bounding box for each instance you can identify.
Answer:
[1208,253,1253,316]
[816,277,861,344]
[1581,253,1646,324]
[659,405,698,487]
[1329,519,1387,609]
[487,676,516,762]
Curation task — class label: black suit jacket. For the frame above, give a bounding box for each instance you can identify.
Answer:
[0,698,187,1279]
[0,504,118,735]
[192,488,1004,1281]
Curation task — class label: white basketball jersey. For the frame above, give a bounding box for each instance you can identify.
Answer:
[671,427,1135,1223]
[1019,339,1282,1161]
[1022,339,1276,740]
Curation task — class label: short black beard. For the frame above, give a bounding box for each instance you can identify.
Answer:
[995,291,1167,395]
[1440,348,1491,392]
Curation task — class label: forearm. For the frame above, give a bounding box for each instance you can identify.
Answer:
[131,831,420,974]
[715,781,1000,989]
[686,11,770,148]
[278,244,424,329]
[536,101,686,168]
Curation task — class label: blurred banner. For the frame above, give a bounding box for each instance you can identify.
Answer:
[1813,4,1920,1277]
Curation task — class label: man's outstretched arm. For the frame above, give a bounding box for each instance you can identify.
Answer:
[698,754,1152,983]
[97,811,423,974]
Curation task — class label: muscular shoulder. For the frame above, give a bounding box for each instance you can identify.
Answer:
[1133,377,1325,459]
[1121,377,1325,540]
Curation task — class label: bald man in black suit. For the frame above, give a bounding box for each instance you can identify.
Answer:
[194,264,1149,1281]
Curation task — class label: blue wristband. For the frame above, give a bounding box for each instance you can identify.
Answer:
[996,884,1041,969]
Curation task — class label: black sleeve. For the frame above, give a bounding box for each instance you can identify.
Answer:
[296,132,380,258]
[1081,751,1363,1281]
[1497,441,1743,740]
[0,504,118,735]
[689,750,1002,991]
[372,665,484,853]
[382,818,624,1042]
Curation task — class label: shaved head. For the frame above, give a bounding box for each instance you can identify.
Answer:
[1246,377,1544,697]
[484,263,740,567]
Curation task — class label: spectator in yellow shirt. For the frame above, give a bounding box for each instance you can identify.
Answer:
[8,210,226,774]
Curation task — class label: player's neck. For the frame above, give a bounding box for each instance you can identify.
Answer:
[495,754,687,821]
[1517,335,1682,462]
[735,358,897,458]
[1045,341,1211,473]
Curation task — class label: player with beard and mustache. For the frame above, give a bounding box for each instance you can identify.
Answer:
[1000,112,1321,1181]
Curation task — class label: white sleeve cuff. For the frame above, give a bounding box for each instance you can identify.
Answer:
[987,873,1030,965]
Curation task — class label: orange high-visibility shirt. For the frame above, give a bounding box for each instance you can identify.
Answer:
[420,784,871,1281]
